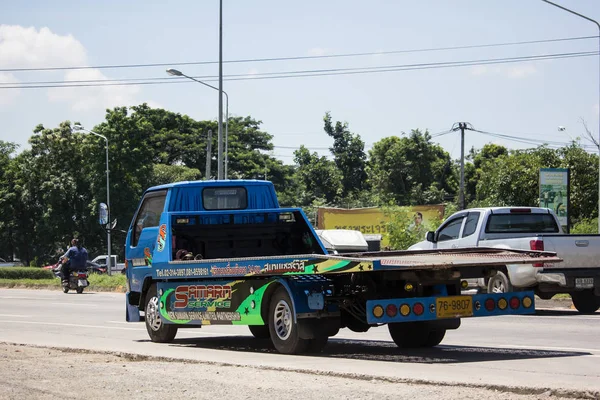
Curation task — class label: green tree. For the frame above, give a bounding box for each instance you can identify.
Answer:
[367,130,454,205]
[323,112,367,197]
[293,146,343,205]
[0,141,18,261]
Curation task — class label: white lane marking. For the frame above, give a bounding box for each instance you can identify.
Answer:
[49,302,98,307]
[0,314,31,318]
[106,321,132,325]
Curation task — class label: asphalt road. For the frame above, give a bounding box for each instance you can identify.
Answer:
[0,289,598,395]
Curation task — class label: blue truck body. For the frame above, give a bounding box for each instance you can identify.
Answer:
[125,179,559,354]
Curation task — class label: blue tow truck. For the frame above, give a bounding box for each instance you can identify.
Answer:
[124,180,561,354]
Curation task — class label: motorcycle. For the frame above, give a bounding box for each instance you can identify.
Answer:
[53,258,89,294]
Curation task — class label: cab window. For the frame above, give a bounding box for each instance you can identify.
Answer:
[437,217,464,242]
[462,212,480,238]
[132,190,167,247]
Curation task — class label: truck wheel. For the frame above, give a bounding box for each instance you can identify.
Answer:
[145,284,178,343]
[571,290,600,314]
[388,322,428,348]
[423,329,446,347]
[248,325,270,339]
[487,271,512,294]
[268,286,309,354]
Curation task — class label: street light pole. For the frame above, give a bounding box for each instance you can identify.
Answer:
[217,0,224,180]
[541,0,600,232]
[73,124,112,276]
[166,69,229,179]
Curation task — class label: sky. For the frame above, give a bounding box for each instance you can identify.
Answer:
[1,0,600,164]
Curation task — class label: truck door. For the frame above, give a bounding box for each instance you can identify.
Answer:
[126,190,167,271]
[434,214,466,249]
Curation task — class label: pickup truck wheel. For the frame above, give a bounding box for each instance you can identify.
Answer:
[487,271,512,294]
[268,287,309,354]
[388,322,428,348]
[248,325,270,339]
[145,285,178,343]
[571,290,600,314]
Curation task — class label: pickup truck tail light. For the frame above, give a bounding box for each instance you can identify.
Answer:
[529,240,544,267]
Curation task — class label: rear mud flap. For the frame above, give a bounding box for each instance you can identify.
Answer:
[126,292,141,322]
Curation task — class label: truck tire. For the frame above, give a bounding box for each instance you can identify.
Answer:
[388,322,445,348]
[248,325,270,339]
[487,271,512,294]
[145,284,178,343]
[268,286,310,354]
[571,290,600,314]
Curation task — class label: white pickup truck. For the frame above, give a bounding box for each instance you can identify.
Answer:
[409,207,600,314]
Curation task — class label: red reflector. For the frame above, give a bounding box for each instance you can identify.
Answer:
[510,208,531,213]
[484,298,495,312]
[78,273,87,278]
[510,297,520,309]
[386,304,397,317]
[413,303,424,316]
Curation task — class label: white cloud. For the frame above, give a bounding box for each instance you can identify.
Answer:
[47,69,139,112]
[308,47,330,56]
[0,25,87,68]
[0,72,20,105]
[247,68,259,76]
[594,104,599,116]
[470,65,488,76]
[0,25,145,111]
[506,63,537,79]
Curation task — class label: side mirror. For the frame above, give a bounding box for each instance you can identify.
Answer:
[426,231,436,243]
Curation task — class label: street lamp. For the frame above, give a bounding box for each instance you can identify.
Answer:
[541,0,600,232]
[166,68,230,179]
[72,123,112,276]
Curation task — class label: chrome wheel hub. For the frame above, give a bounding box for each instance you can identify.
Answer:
[274,299,292,340]
[147,296,162,331]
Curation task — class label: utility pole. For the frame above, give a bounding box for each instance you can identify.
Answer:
[451,122,474,210]
[217,0,224,180]
[205,130,213,179]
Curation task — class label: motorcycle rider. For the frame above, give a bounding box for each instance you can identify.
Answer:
[60,238,88,283]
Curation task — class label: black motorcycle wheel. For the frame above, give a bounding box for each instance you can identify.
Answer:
[76,288,84,294]
[62,287,69,294]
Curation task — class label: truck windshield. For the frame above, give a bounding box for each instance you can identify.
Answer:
[485,213,559,233]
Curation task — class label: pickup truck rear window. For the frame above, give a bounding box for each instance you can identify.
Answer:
[485,214,559,233]
[203,187,247,210]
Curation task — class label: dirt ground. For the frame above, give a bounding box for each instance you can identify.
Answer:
[0,343,596,400]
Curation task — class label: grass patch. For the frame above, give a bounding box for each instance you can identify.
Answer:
[551,293,571,300]
[0,267,54,280]
[0,273,126,292]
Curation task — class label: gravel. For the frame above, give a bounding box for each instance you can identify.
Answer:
[0,343,596,400]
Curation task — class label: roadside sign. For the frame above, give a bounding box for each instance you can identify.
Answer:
[539,168,569,229]
[99,203,108,226]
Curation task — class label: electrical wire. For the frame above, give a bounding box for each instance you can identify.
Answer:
[1,35,596,73]
[1,51,596,89]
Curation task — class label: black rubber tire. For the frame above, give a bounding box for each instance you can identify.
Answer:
[307,334,329,353]
[268,286,309,354]
[76,288,84,294]
[248,325,271,339]
[62,287,69,294]
[388,322,445,348]
[145,285,178,343]
[423,329,446,347]
[487,271,512,294]
[571,290,600,314]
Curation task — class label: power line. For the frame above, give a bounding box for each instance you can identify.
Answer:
[0,35,597,73]
[1,51,596,89]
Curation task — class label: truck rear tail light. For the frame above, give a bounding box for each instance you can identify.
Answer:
[522,296,533,308]
[484,298,495,311]
[530,240,545,267]
[510,208,531,213]
[413,303,424,316]
[372,305,384,319]
[509,297,520,309]
[399,304,411,316]
[386,304,397,317]
[497,298,508,310]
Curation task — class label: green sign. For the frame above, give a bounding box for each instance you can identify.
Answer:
[539,168,569,227]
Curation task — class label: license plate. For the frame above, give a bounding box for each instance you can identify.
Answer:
[436,296,473,318]
[575,278,594,289]
[78,279,87,287]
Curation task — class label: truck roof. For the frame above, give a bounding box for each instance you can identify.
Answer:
[146,179,274,192]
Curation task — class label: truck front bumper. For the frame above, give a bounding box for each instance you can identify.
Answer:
[366,291,535,324]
